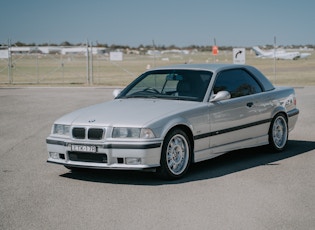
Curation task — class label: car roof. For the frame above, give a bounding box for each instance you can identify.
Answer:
[150,63,248,73]
[149,63,275,91]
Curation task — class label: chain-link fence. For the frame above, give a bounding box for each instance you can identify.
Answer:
[0,45,162,86]
[3,45,314,86]
[0,43,208,86]
[0,48,113,85]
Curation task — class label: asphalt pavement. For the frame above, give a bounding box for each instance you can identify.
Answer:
[0,86,314,230]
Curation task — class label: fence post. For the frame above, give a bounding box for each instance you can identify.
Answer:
[8,39,12,84]
[36,50,39,84]
[86,41,90,85]
[90,42,93,85]
[61,53,64,83]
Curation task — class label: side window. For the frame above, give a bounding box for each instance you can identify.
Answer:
[213,69,262,98]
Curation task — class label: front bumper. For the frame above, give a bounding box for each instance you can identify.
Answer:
[46,137,162,170]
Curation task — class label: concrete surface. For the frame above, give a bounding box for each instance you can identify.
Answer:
[0,87,314,230]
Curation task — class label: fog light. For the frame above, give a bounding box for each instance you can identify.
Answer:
[49,152,59,159]
[125,158,141,165]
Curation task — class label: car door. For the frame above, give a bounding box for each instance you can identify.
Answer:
[208,68,267,153]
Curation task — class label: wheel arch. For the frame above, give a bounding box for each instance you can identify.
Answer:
[165,124,194,151]
[271,106,288,122]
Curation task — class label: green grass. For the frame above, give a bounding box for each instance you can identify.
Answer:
[0,50,314,86]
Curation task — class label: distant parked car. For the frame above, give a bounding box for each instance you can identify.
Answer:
[46,64,299,179]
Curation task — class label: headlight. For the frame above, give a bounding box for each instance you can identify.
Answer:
[112,127,155,139]
[53,124,70,136]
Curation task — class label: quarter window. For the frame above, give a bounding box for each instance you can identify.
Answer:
[213,69,262,98]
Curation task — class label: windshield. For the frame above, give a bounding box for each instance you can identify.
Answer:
[117,69,212,102]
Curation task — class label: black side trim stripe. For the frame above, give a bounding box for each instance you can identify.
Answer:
[194,118,272,140]
[46,139,161,149]
[287,108,299,117]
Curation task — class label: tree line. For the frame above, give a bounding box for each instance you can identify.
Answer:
[2,41,315,51]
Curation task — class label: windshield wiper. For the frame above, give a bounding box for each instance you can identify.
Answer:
[121,94,199,101]
[122,94,159,99]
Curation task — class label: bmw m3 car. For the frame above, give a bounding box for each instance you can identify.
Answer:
[46,64,299,179]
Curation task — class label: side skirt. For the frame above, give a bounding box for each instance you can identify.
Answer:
[193,135,269,163]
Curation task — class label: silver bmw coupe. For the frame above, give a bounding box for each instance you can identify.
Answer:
[46,64,299,179]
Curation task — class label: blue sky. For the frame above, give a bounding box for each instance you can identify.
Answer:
[1,0,314,47]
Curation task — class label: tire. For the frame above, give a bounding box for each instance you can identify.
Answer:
[157,129,192,180]
[268,113,288,152]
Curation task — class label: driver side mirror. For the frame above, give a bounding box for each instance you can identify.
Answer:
[210,91,231,102]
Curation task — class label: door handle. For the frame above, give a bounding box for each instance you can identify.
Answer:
[246,102,254,108]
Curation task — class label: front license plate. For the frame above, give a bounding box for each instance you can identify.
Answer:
[71,145,97,153]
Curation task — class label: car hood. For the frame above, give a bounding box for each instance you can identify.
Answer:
[55,99,200,127]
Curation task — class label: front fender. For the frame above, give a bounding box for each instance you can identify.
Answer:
[154,116,193,140]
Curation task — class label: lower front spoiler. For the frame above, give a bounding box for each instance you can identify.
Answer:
[47,158,159,172]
